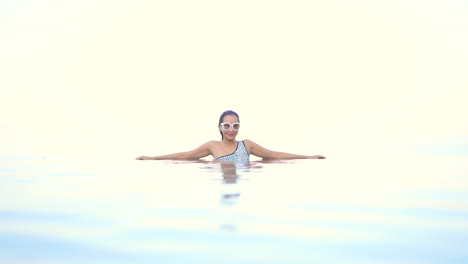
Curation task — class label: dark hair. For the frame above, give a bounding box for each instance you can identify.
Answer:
[218,110,240,140]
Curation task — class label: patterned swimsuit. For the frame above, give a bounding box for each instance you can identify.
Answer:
[216,141,250,163]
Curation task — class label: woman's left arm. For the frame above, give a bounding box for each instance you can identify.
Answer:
[244,140,325,159]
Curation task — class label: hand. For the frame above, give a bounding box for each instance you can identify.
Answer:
[309,155,325,159]
[136,156,151,160]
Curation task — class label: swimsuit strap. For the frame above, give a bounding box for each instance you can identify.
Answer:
[216,141,250,162]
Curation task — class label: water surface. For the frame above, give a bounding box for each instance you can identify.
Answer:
[1,153,467,263]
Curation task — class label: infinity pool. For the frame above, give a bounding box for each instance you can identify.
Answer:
[1,153,467,263]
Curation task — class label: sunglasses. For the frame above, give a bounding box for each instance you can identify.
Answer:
[220,122,240,131]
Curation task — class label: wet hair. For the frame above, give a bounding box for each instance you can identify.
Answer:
[218,110,240,140]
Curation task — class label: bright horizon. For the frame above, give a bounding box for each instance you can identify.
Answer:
[1,0,467,159]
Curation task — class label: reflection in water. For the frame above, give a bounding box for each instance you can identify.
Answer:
[219,162,243,206]
[213,160,295,232]
[2,156,468,263]
[202,160,287,207]
[217,162,251,231]
[220,162,240,184]
[216,160,289,206]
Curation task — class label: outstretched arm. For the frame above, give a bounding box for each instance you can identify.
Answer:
[245,140,325,160]
[136,141,213,160]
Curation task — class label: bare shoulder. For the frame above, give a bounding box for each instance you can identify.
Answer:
[243,139,259,145]
[202,140,218,148]
[207,140,222,145]
[189,141,216,152]
[205,140,223,155]
[204,140,225,149]
[242,139,258,150]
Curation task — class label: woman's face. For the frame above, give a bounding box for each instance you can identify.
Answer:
[220,114,240,141]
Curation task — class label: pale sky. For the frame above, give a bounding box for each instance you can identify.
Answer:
[1,0,467,159]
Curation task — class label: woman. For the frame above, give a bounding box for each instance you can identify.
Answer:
[136,110,325,162]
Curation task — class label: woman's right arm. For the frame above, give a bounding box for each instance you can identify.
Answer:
[136,141,213,160]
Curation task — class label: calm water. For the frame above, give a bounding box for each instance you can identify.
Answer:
[1,151,467,264]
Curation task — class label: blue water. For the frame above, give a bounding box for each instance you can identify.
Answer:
[1,151,467,264]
